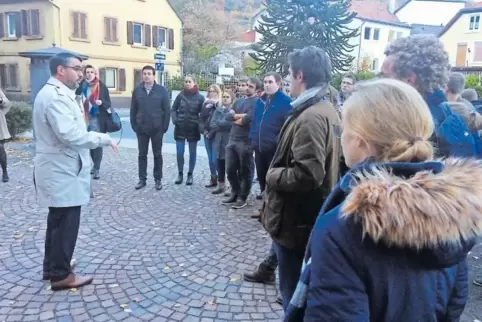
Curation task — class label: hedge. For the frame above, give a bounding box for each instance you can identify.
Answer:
[5,101,32,139]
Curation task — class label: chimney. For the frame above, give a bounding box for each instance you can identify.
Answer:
[388,0,397,13]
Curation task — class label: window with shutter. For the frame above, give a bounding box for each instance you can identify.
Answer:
[80,13,87,38]
[0,64,7,88]
[71,11,87,39]
[132,22,144,45]
[104,17,118,42]
[104,68,117,89]
[127,21,133,44]
[30,10,40,36]
[0,13,4,38]
[157,27,166,48]
[119,69,126,91]
[72,12,79,38]
[144,24,151,47]
[134,69,142,87]
[168,29,174,50]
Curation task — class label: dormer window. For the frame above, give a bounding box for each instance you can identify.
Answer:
[469,14,480,31]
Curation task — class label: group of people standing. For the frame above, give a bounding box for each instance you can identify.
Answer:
[129,67,294,210]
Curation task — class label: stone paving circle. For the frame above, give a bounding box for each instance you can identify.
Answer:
[0,146,282,322]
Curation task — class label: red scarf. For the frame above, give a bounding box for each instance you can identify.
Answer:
[83,77,100,123]
[183,85,199,95]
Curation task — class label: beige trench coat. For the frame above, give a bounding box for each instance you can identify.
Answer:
[33,77,112,208]
[0,89,12,140]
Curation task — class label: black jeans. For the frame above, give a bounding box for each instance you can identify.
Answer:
[254,148,277,192]
[137,131,164,181]
[90,147,103,171]
[43,206,81,282]
[226,141,253,200]
[217,158,226,183]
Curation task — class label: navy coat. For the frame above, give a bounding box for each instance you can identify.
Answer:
[288,159,482,322]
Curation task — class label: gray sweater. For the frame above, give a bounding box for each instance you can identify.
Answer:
[226,96,258,143]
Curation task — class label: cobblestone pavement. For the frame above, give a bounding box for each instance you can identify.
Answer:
[0,145,281,322]
[1,144,481,322]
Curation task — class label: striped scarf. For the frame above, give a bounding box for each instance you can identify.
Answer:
[81,78,100,124]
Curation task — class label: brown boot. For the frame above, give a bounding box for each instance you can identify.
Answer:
[205,175,217,188]
[212,182,225,195]
[243,263,275,284]
[251,209,262,219]
[43,259,77,281]
[51,273,93,291]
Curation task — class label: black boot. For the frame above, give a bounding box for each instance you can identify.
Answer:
[222,193,238,204]
[243,263,276,284]
[135,180,146,190]
[205,175,217,188]
[212,182,225,195]
[92,169,100,180]
[2,171,8,183]
[186,173,193,186]
[155,180,162,191]
[175,173,183,184]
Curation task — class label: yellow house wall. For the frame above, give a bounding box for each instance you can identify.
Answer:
[0,1,55,97]
[440,12,482,67]
[53,0,182,97]
[0,0,182,99]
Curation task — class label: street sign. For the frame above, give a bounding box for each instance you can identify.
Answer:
[154,53,166,60]
[155,63,164,72]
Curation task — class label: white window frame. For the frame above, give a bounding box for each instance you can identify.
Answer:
[469,14,480,31]
[6,13,17,38]
[104,68,117,90]
[157,27,167,48]
[132,22,144,45]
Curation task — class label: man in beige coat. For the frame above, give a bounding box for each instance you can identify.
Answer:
[33,52,118,290]
[0,88,12,182]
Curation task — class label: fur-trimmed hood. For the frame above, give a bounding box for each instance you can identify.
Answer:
[339,158,482,268]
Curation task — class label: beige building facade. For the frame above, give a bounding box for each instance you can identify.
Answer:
[0,0,183,103]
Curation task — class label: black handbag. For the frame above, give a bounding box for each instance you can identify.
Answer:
[104,107,122,133]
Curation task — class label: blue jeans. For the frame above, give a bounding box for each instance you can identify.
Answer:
[204,137,217,176]
[176,140,197,174]
[273,242,305,311]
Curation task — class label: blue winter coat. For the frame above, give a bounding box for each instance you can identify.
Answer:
[249,89,292,151]
[286,158,481,322]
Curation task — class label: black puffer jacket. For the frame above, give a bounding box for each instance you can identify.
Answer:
[171,88,205,141]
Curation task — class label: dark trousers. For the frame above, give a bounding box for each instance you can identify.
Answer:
[262,242,278,271]
[43,206,81,282]
[254,148,276,192]
[274,242,305,311]
[226,141,253,200]
[90,147,103,171]
[137,131,163,181]
[0,141,7,172]
[217,158,226,182]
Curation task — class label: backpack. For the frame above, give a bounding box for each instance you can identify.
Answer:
[430,101,481,157]
[104,107,122,133]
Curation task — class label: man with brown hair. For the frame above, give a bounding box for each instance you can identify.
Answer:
[262,46,342,309]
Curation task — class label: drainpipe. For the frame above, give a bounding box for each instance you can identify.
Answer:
[49,0,62,47]
[180,25,184,75]
[356,21,365,70]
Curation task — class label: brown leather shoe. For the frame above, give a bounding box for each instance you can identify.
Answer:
[43,259,77,281]
[51,273,93,291]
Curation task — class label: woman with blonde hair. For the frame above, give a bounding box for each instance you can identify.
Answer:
[200,84,222,187]
[286,78,482,321]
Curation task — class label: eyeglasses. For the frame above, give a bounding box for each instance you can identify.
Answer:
[63,65,83,72]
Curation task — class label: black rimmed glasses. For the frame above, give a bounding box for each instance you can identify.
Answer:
[63,65,83,72]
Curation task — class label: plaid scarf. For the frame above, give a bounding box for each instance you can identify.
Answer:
[81,78,100,124]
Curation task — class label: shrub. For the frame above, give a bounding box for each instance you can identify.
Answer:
[5,101,32,139]
[465,74,480,88]
[474,85,482,99]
